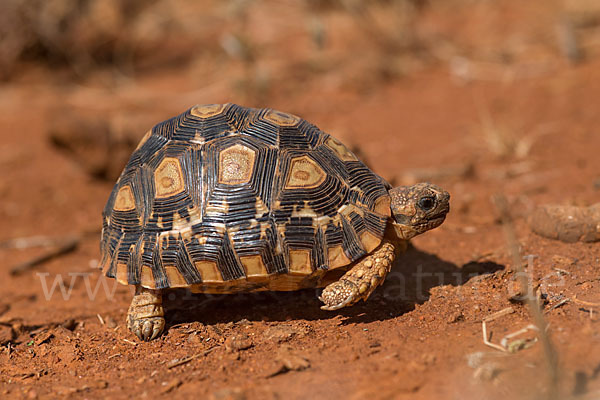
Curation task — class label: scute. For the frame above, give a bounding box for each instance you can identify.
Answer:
[114,185,136,211]
[218,144,256,185]
[154,157,185,198]
[285,155,327,189]
[100,104,391,291]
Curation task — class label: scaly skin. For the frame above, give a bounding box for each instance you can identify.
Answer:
[127,286,165,341]
[319,183,449,311]
[319,239,407,310]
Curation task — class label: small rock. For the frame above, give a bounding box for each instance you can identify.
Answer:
[507,280,528,302]
[235,319,251,326]
[447,311,464,324]
[224,334,252,352]
[34,331,54,345]
[262,325,298,343]
[209,387,246,400]
[530,204,600,242]
[265,348,311,377]
[160,378,182,394]
[277,348,310,371]
[187,332,202,344]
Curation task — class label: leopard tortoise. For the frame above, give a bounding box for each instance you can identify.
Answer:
[100,103,450,341]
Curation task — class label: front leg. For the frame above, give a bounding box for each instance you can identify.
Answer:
[127,285,165,341]
[320,241,396,310]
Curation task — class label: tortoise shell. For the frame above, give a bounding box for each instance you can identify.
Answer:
[100,104,392,293]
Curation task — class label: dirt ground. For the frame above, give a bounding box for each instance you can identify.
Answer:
[0,1,599,399]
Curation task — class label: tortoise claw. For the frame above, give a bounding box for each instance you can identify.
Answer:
[320,279,359,311]
[128,316,165,341]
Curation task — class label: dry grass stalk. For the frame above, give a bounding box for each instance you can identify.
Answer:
[493,194,560,399]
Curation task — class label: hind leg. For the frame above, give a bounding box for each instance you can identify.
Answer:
[127,285,165,341]
[320,241,396,311]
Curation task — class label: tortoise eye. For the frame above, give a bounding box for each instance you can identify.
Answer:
[418,196,436,211]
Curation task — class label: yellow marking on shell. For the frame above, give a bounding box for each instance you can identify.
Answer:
[291,204,319,219]
[100,257,111,275]
[191,103,227,118]
[255,198,269,218]
[141,266,157,289]
[165,266,188,287]
[206,201,229,215]
[258,222,270,240]
[263,109,300,126]
[313,215,333,229]
[116,263,129,285]
[267,275,306,291]
[195,261,223,282]
[267,271,324,291]
[338,203,364,218]
[179,226,193,241]
[360,231,382,253]
[240,255,269,277]
[374,195,392,217]
[134,130,152,151]
[114,185,136,212]
[325,137,358,161]
[285,155,326,189]
[188,279,259,294]
[172,212,187,231]
[218,144,256,185]
[190,132,205,145]
[188,206,202,224]
[327,245,351,269]
[186,270,326,292]
[289,249,313,275]
[154,157,185,198]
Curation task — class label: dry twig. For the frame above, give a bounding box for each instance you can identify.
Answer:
[9,237,79,276]
[166,346,218,369]
[571,295,600,307]
[482,307,515,352]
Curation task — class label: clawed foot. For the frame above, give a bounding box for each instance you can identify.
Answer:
[320,279,359,310]
[127,286,165,341]
[320,242,395,311]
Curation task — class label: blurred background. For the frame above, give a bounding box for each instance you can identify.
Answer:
[1,1,600,399]
[2,0,600,181]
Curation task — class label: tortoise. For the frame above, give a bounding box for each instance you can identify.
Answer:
[100,103,450,341]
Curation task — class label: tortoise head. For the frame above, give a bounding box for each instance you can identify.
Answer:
[388,183,450,240]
